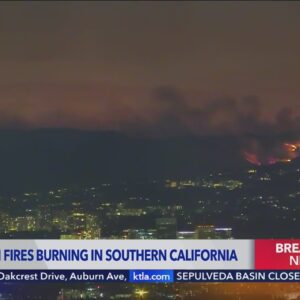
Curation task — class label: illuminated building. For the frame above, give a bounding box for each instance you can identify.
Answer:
[122,229,156,239]
[83,214,101,239]
[165,179,178,188]
[36,205,52,231]
[195,225,233,239]
[195,225,216,239]
[52,210,69,232]
[156,218,177,239]
[8,216,36,232]
[0,212,10,233]
[60,233,79,240]
[65,212,101,239]
[214,227,233,239]
[70,212,86,232]
[177,231,196,239]
[114,208,145,217]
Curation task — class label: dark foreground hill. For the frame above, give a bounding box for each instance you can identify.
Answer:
[0,129,248,193]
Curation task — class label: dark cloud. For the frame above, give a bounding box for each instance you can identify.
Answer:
[125,86,300,138]
[117,86,300,167]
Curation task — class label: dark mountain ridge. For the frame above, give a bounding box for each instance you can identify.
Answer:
[0,128,266,193]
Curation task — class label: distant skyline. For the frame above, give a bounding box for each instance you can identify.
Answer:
[1,1,300,135]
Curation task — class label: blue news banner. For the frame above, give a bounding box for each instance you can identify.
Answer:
[0,270,299,283]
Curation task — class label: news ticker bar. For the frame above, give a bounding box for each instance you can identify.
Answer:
[0,270,299,283]
[0,239,299,270]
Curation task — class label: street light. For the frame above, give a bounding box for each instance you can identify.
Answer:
[135,288,148,298]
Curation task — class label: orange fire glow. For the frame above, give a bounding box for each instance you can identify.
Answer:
[243,140,300,166]
[243,151,262,166]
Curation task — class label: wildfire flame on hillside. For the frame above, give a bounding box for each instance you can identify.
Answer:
[242,140,300,166]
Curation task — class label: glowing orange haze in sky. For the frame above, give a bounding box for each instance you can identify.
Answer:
[0,2,300,132]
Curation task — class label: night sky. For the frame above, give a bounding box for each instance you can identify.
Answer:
[1,1,300,135]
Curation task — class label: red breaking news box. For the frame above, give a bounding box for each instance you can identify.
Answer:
[255,240,300,270]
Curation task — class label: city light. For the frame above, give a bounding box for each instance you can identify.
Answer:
[134,289,149,298]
